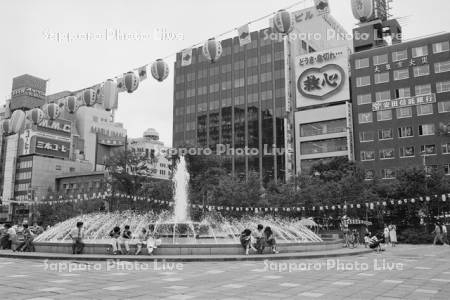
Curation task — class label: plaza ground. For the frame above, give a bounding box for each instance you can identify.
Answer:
[0,245,450,299]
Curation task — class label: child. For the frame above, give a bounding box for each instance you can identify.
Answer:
[135,228,148,255]
[264,226,279,254]
[121,225,132,255]
[109,226,121,255]
[240,229,256,255]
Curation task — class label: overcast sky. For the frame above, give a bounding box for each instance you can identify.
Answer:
[0,0,449,146]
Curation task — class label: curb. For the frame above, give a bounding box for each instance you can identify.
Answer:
[0,249,373,262]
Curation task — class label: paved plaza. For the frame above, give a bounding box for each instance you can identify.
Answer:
[1,245,450,299]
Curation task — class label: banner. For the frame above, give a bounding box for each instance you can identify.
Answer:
[237,24,251,46]
[181,48,192,66]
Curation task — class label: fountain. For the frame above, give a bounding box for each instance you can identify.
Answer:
[33,156,344,255]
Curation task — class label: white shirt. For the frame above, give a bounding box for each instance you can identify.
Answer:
[7,227,16,237]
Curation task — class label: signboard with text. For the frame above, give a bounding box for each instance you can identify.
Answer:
[372,94,436,112]
[295,47,351,108]
[36,118,72,137]
[32,136,70,159]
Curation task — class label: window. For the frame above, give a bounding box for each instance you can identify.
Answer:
[419,124,435,136]
[398,126,414,138]
[378,128,393,140]
[382,169,395,179]
[376,90,391,102]
[357,94,372,105]
[396,107,412,119]
[445,164,450,175]
[417,104,434,116]
[392,49,408,62]
[380,149,395,160]
[394,68,409,81]
[56,165,61,171]
[300,119,347,137]
[442,143,450,154]
[374,72,390,84]
[395,87,411,98]
[377,110,392,121]
[356,76,371,87]
[415,84,432,96]
[365,170,375,180]
[355,58,370,69]
[358,112,373,124]
[412,45,428,58]
[359,131,375,142]
[421,144,436,155]
[438,101,450,113]
[361,151,375,161]
[433,41,450,54]
[400,146,415,158]
[413,65,430,77]
[436,81,450,93]
[300,138,348,155]
[373,54,388,66]
[434,61,450,73]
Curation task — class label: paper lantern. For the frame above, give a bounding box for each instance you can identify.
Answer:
[351,0,374,22]
[151,59,169,82]
[43,103,61,120]
[83,88,97,106]
[0,119,11,134]
[102,79,118,111]
[66,96,80,113]
[273,9,294,35]
[10,110,26,133]
[28,108,45,125]
[124,71,139,93]
[202,38,223,63]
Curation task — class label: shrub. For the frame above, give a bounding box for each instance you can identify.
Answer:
[397,228,433,244]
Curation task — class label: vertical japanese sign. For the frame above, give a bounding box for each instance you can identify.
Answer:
[295,47,350,108]
[345,101,354,161]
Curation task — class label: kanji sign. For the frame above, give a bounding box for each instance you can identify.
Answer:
[295,46,350,107]
[372,94,436,112]
[33,136,70,159]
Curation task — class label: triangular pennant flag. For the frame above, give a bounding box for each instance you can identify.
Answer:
[138,65,148,81]
[314,0,330,15]
[181,48,192,66]
[237,24,251,46]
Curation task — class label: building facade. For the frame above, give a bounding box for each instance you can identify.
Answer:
[172,6,350,182]
[351,32,450,179]
[128,128,172,180]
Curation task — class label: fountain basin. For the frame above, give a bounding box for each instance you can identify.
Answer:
[33,239,343,255]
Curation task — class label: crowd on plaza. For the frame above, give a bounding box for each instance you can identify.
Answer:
[0,222,44,252]
[239,224,279,255]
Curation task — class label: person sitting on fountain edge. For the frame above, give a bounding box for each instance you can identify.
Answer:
[240,229,256,255]
[146,224,158,255]
[254,224,265,254]
[264,226,279,254]
[121,225,132,255]
[135,228,148,255]
[69,221,84,255]
[109,226,121,255]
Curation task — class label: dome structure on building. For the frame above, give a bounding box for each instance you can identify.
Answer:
[143,128,159,140]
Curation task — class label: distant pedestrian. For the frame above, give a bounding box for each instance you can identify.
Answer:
[121,225,132,255]
[4,224,17,251]
[146,225,158,255]
[16,224,35,252]
[389,224,397,247]
[442,223,448,244]
[432,222,448,246]
[341,216,350,247]
[69,222,84,254]
[383,224,390,246]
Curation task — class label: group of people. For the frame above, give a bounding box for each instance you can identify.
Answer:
[432,221,449,246]
[69,222,160,255]
[0,223,43,252]
[383,224,398,247]
[239,224,279,255]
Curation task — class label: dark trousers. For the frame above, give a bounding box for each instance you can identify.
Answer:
[72,238,84,254]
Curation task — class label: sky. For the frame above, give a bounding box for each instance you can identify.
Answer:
[0,0,449,146]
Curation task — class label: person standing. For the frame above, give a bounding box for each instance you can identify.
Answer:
[341,216,350,248]
[442,223,448,244]
[4,224,17,251]
[389,224,397,247]
[69,222,84,254]
[432,222,448,246]
[383,224,390,246]
[16,224,35,252]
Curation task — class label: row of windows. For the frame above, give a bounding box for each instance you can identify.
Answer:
[300,119,347,137]
[357,83,435,105]
[358,101,450,124]
[361,143,449,161]
[62,181,103,189]
[17,160,33,169]
[359,125,436,142]
[365,165,450,180]
[357,67,450,87]
[355,41,450,69]
[16,172,32,180]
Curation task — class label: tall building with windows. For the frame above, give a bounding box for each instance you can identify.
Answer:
[172,6,349,182]
[351,32,450,179]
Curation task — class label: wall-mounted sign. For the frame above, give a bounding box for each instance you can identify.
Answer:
[374,56,428,73]
[295,47,350,108]
[372,94,436,112]
[33,136,70,159]
[37,118,72,137]
[11,87,45,100]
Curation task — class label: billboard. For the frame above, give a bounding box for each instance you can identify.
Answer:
[36,118,72,137]
[33,136,70,159]
[295,46,350,108]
